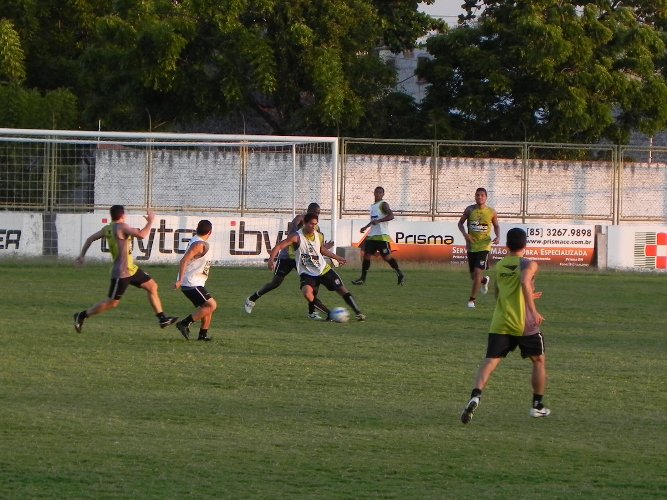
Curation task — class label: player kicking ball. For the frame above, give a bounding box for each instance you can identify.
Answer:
[267,212,366,321]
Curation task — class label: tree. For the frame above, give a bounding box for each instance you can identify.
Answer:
[0,16,77,129]
[419,0,667,144]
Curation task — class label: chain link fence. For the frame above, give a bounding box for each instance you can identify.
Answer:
[1,129,666,224]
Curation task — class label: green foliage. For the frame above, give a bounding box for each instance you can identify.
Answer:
[0,0,438,133]
[0,263,665,497]
[420,0,667,144]
[0,18,26,83]
[0,84,77,129]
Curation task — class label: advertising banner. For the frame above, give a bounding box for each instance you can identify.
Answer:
[351,221,596,267]
[59,214,315,265]
[607,225,667,271]
[24,214,595,268]
[0,213,43,256]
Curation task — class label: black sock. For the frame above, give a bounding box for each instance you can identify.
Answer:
[471,388,482,399]
[252,275,285,301]
[387,258,401,274]
[533,394,544,409]
[182,314,194,326]
[360,260,370,280]
[198,328,208,338]
[79,310,88,320]
[342,292,361,314]
[469,296,476,302]
[310,299,329,316]
[156,312,167,322]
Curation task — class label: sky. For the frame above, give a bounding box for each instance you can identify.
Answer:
[418,0,465,25]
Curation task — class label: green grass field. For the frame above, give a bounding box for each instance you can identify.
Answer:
[1,261,665,498]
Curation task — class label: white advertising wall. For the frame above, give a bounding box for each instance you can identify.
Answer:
[0,213,44,257]
[8,212,666,272]
[53,214,596,268]
[607,225,667,271]
[57,214,312,265]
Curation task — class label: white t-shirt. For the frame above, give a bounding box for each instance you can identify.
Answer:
[180,235,211,287]
[295,229,327,277]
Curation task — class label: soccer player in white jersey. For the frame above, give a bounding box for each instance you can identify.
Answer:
[352,186,405,286]
[267,213,366,321]
[174,220,217,341]
[245,202,333,319]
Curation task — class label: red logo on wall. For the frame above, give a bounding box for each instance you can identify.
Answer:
[644,232,667,269]
[635,231,667,269]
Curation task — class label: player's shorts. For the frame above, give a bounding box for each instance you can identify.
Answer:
[467,250,490,273]
[299,269,344,292]
[181,286,213,308]
[485,332,546,359]
[108,268,152,300]
[363,239,392,257]
[274,257,297,278]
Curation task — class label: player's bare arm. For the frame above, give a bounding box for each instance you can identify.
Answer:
[320,245,346,266]
[75,228,106,265]
[174,241,206,289]
[123,210,155,240]
[491,212,500,245]
[521,261,544,327]
[268,233,299,270]
[458,207,472,242]
[360,202,394,232]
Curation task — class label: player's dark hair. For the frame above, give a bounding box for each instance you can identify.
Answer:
[506,227,527,251]
[475,187,487,196]
[109,205,125,221]
[307,202,320,214]
[304,212,319,224]
[375,186,384,193]
[196,219,212,235]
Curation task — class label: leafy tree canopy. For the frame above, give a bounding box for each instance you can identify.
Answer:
[420,0,667,144]
[1,0,441,133]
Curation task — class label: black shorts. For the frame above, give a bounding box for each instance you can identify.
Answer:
[274,257,297,278]
[107,268,152,300]
[181,286,213,308]
[363,239,392,257]
[485,333,546,359]
[467,250,490,273]
[299,269,344,292]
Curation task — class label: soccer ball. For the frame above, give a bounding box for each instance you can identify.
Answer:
[329,307,350,323]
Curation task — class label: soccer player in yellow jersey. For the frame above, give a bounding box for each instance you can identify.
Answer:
[458,187,500,308]
[73,205,178,333]
[460,227,550,424]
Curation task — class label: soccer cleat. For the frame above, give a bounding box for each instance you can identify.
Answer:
[73,312,84,333]
[160,316,179,329]
[530,407,551,418]
[467,300,476,309]
[397,273,406,286]
[197,335,212,342]
[308,312,323,320]
[351,278,365,285]
[176,321,190,340]
[481,276,490,295]
[244,297,255,314]
[461,396,480,424]
[355,313,366,322]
